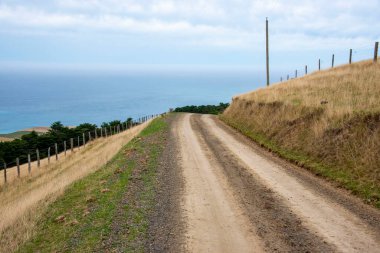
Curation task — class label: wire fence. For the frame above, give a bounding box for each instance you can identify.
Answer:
[0,113,164,184]
[278,41,379,82]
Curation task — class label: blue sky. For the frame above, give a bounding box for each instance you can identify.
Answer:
[0,0,379,74]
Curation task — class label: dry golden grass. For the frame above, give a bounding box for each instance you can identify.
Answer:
[239,60,380,122]
[0,121,150,253]
[0,137,13,142]
[223,60,380,206]
[20,127,50,133]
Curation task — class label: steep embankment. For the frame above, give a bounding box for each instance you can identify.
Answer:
[221,60,380,207]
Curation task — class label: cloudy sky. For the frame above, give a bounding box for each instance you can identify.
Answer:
[0,0,379,73]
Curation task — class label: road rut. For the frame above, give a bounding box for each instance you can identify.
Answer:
[176,114,263,253]
[173,113,380,253]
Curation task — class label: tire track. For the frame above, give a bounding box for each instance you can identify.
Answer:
[191,115,335,252]
[175,114,263,253]
[200,114,380,253]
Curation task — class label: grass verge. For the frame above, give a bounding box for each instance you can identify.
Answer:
[220,116,380,208]
[17,117,167,252]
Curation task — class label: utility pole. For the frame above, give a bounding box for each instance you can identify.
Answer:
[349,49,352,64]
[266,17,270,86]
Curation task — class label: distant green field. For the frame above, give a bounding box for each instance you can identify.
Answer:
[0,131,33,140]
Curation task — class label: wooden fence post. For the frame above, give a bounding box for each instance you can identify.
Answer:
[109,126,112,135]
[305,65,308,75]
[83,133,86,147]
[70,138,73,153]
[332,54,335,68]
[3,162,7,183]
[101,128,103,138]
[375,42,379,62]
[88,132,91,142]
[48,147,51,164]
[349,49,352,64]
[287,75,289,81]
[295,70,298,78]
[55,143,58,160]
[64,141,67,156]
[95,129,98,139]
[16,158,20,177]
[36,149,40,167]
[105,128,108,138]
[28,154,31,175]
[319,59,321,71]
[266,17,270,86]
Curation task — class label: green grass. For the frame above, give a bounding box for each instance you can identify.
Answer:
[0,131,32,139]
[17,118,167,252]
[221,116,380,208]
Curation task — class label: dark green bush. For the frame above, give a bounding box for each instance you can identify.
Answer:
[174,103,229,115]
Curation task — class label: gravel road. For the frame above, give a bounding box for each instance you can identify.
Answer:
[161,113,380,253]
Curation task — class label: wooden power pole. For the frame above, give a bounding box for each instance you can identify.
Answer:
[266,18,270,86]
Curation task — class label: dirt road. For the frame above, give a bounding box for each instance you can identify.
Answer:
[170,113,380,253]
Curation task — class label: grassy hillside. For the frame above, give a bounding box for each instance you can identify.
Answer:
[0,137,13,142]
[221,60,380,207]
[0,132,31,141]
[0,129,49,141]
[16,118,166,252]
[0,122,148,253]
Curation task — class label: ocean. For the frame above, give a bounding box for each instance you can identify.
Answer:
[0,69,265,133]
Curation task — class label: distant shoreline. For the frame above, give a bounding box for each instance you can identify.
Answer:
[19,126,50,133]
[0,126,75,141]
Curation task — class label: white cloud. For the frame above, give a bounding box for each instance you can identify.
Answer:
[0,0,379,51]
[0,3,245,48]
[0,4,230,34]
[56,0,226,19]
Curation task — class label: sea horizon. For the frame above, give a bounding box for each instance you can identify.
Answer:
[0,68,269,134]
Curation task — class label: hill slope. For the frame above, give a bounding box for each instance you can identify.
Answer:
[221,60,380,207]
[0,122,148,252]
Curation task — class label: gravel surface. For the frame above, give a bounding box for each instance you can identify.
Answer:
[145,114,186,253]
[192,115,335,252]
[97,113,380,252]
